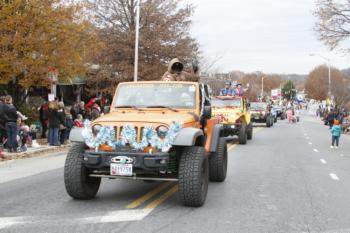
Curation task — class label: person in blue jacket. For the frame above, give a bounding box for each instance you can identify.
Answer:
[331,119,342,149]
[220,82,234,96]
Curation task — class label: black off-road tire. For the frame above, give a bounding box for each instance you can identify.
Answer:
[239,123,247,144]
[64,143,101,200]
[209,137,227,182]
[178,146,208,207]
[247,124,253,140]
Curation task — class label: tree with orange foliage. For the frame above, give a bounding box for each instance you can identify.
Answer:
[305,65,349,105]
[0,0,98,104]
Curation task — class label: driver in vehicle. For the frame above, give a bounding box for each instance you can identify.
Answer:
[161,58,199,82]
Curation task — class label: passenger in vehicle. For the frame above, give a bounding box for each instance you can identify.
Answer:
[161,58,199,82]
[220,82,234,96]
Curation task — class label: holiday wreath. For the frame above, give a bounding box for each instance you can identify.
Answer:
[82,120,182,152]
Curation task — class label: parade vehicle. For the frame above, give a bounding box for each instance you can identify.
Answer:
[250,102,274,127]
[64,81,227,207]
[273,105,286,120]
[211,96,253,144]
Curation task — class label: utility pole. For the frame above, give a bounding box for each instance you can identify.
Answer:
[133,0,141,82]
[261,76,266,101]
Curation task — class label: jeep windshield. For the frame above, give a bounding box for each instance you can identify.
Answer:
[212,98,241,108]
[250,102,267,110]
[115,83,196,109]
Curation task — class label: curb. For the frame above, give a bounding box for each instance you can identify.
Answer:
[0,144,71,162]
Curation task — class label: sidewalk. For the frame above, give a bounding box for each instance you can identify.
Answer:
[0,143,70,161]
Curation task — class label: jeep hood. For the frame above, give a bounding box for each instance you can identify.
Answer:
[213,108,242,116]
[93,111,196,126]
[212,108,242,122]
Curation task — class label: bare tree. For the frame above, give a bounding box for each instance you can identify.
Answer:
[314,0,350,50]
[85,0,199,95]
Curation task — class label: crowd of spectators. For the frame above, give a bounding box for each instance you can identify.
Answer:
[0,94,110,154]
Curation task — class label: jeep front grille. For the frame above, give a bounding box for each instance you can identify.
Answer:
[116,126,141,142]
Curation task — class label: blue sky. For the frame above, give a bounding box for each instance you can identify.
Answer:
[187,0,350,74]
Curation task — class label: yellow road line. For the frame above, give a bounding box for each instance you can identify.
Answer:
[228,143,237,151]
[128,127,265,210]
[145,185,178,209]
[126,182,173,209]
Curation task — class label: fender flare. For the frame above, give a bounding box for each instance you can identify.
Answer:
[173,128,204,146]
[69,128,85,143]
[210,124,224,152]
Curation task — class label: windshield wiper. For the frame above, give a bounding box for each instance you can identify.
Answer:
[116,105,142,111]
[146,105,179,112]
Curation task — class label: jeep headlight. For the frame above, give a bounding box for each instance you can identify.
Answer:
[157,126,169,138]
[92,124,102,136]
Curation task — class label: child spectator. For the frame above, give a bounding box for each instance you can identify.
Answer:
[331,119,342,149]
[64,113,74,140]
[74,114,84,128]
[29,124,40,148]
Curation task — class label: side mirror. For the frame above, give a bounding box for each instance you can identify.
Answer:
[204,106,212,119]
[247,102,251,108]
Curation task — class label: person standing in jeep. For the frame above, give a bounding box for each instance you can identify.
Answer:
[161,58,199,82]
[220,82,234,96]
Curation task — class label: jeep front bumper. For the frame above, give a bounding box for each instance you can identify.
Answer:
[223,124,241,136]
[83,150,170,171]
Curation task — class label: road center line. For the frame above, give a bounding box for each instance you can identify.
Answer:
[329,173,339,181]
[313,149,319,153]
[126,182,173,209]
[320,159,327,164]
[145,185,178,209]
[228,144,237,151]
[308,142,312,145]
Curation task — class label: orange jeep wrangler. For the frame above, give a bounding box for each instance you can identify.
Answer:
[64,81,227,207]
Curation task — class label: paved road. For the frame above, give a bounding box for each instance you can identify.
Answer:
[1,110,350,233]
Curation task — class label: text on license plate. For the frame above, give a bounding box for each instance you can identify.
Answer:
[110,163,133,176]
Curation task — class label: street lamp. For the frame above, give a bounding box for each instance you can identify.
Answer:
[134,0,141,82]
[309,53,331,96]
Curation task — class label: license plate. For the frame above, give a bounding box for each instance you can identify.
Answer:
[110,163,133,176]
[254,116,260,120]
